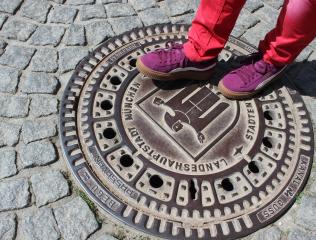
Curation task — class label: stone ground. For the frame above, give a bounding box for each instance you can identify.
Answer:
[0,0,315,240]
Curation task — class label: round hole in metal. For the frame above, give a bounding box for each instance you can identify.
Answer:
[221,178,234,191]
[110,76,121,85]
[262,137,273,148]
[149,175,163,188]
[103,128,116,139]
[129,58,137,67]
[120,154,134,167]
[264,111,273,120]
[248,161,259,173]
[100,100,113,111]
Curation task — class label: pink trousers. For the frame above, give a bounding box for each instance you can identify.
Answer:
[183,0,316,66]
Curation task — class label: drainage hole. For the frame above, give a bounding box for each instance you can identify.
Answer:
[263,111,273,120]
[149,175,163,188]
[100,100,113,111]
[110,76,121,85]
[129,58,137,67]
[248,161,259,173]
[189,180,197,200]
[120,154,134,167]
[262,137,273,148]
[103,128,116,139]
[221,178,234,191]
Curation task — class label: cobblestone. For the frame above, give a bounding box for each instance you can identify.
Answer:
[0,15,7,29]
[138,8,169,26]
[21,208,60,240]
[164,0,194,17]
[0,94,29,118]
[0,178,29,211]
[288,228,316,240]
[0,122,21,147]
[105,3,136,18]
[170,13,194,25]
[252,226,282,240]
[65,24,85,46]
[20,0,51,23]
[20,140,56,167]
[0,149,17,179]
[95,235,118,240]
[67,0,95,5]
[85,21,113,46]
[0,66,20,93]
[80,4,106,21]
[29,25,65,46]
[0,20,37,41]
[0,45,35,69]
[254,5,279,26]
[297,196,316,231]
[30,48,58,73]
[0,213,16,240]
[49,6,78,24]
[54,197,99,240]
[59,47,89,72]
[245,0,264,13]
[129,0,156,12]
[0,0,23,14]
[31,171,69,206]
[21,119,56,144]
[21,72,58,93]
[30,94,58,117]
[108,16,142,35]
[263,0,284,10]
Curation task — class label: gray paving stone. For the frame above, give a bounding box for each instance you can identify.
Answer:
[252,226,281,240]
[30,48,58,73]
[0,66,20,93]
[0,94,29,118]
[236,9,260,30]
[52,0,66,3]
[0,122,20,147]
[138,8,169,26]
[129,0,156,11]
[20,140,56,167]
[21,119,56,144]
[80,4,106,21]
[164,0,194,17]
[254,5,279,26]
[288,228,316,240]
[101,0,122,3]
[29,25,65,46]
[263,0,284,10]
[244,0,264,13]
[0,45,35,69]
[85,21,113,46]
[65,24,86,46]
[20,72,58,94]
[231,25,247,38]
[54,197,99,240]
[30,95,58,117]
[21,208,60,240]
[0,213,16,240]
[95,235,118,240]
[0,20,37,41]
[242,21,272,47]
[105,3,136,18]
[0,178,29,211]
[0,0,23,14]
[0,39,6,49]
[296,46,313,62]
[67,0,95,5]
[0,149,17,179]
[297,196,316,231]
[108,16,142,35]
[0,14,7,29]
[59,47,89,73]
[49,6,78,24]
[20,0,51,23]
[170,13,194,25]
[31,171,69,206]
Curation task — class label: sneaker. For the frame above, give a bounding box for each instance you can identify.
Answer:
[136,41,217,81]
[218,59,287,99]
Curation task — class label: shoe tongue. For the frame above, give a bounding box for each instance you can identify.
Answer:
[254,60,268,74]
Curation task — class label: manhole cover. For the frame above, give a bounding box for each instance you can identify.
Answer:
[60,24,314,240]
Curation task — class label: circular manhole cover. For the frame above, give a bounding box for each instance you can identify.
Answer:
[60,24,314,240]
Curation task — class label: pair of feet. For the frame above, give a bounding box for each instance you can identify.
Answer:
[136,42,287,99]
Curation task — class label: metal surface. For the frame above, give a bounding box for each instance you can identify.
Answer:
[59,24,314,240]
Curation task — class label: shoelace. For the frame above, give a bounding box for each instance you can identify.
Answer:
[153,41,187,67]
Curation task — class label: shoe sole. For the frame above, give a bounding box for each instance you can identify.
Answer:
[218,66,287,100]
[136,58,215,81]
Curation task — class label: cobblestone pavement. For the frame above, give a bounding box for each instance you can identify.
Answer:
[0,0,315,240]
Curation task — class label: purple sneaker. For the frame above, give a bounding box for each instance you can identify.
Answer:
[136,41,217,81]
[218,59,287,99]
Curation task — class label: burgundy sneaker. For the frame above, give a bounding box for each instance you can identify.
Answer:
[218,59,287,99]
[136,41,217,81]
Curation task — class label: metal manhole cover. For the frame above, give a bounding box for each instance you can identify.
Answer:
[60,24,314,240]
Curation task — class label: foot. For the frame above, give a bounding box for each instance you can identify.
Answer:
[218,58,287,99]
[136,41,217,81]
